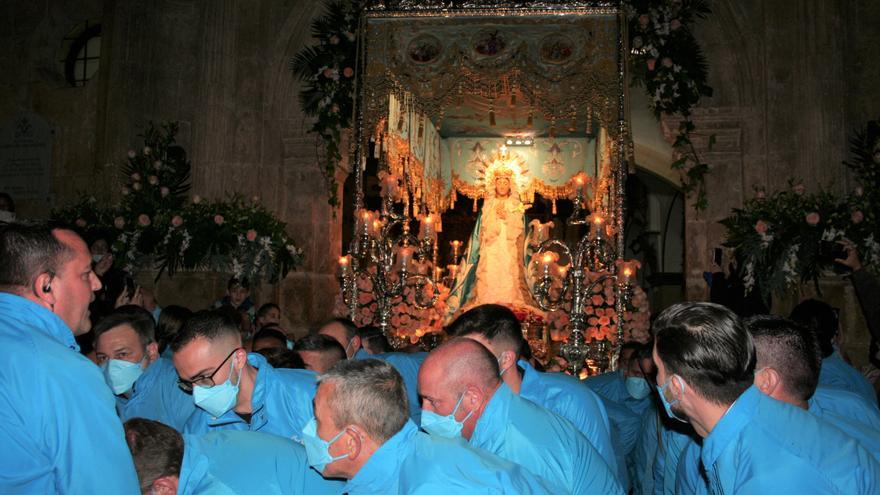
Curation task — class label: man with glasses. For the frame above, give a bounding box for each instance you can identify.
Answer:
[171,309,316,441]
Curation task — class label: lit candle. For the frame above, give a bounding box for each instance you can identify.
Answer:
[619,259,640,284]
[450,240,462,260]
[421,215,435,240]
[372,219,382,238]
[434,267,444,280]
[447,264,459,279]
[557,265,569,278]
[591,213,605,239]
[338,255,351,276]
[540,252,555,268]
[381,174,399,198]
[398,246,414,270]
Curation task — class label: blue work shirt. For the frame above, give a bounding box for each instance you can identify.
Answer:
[632,410,698,495]
[0,293,140,494]
[809,386,880,461]
[179,430,343,494]
[518,359,622,482]
[184,353,316,442]
[585,369,656,417]
[344,420,553,494]
[675,440,708,495]
[470,383,624,494]
[115,357,196,431]
[354,348,425,424]
[819,352,878,407]
[702,385,880,494]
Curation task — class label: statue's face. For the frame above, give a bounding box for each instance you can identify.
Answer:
[495,177,511,197]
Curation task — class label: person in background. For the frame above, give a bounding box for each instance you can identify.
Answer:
[213,277,255,323]
[255,302,281,330]
[585,341,656,417]
[216,305,254,350]
[790,298,877,406]
[319,317,426,424]
[0,191,15,221]
[156,305,192,358]
[304,359,554,494]
[86,231,126,323]
[0,222,139,492]
[94,305,196,431]
[172,310,316,441]
[295,333,346,373]
[357,325,393,354]
[255,346,305,369]
[124,418,343,495]
[446,304,623,486]
[418,338,624,494]
[653,302,880,493]
[251,326,291,352]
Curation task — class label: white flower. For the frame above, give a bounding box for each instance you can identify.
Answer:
[743,261,756,294]
[781,245,800,287]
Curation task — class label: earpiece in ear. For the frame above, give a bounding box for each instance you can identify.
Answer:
[42,283,51,293]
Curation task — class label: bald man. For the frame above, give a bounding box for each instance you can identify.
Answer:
[418,338,623,494]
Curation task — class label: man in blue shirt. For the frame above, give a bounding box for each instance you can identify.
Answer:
[585,341,656,417]
[791,298,878,406]
[172,310,316,441]
[294,333,345,373]
[124,418,342,494]
[0,223,140,493]
[319,317,426,423]
[94,306,196,430]
[419,337,624,494]
[304,358,553,494]
[446,304,621,482]
[654,302,880,494]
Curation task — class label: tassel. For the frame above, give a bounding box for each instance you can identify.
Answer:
[552,198,557,215]
[473,197,478,213]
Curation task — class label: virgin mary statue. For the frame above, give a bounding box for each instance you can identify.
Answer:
[445,163,540,321]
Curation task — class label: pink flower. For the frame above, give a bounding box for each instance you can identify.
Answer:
[75,218,87,228]
[251,196,260,203]
[138,214,151,227]
[153,160,162,170]
[114,217,125,229]
[329,35,340,45]
[132,182,142,191]
[670,18,682,30]
[754,220,769,234]
[591,295,604,306]
[638,14,650,28]
[148,175,159,185]
[805,212,820,226]
[143,146,152,156]
[793,183,806,195]
[646,58,656,71]
[160,186,170,197]
[855,186,864,197]
[400,314,412,327]
[323,68,334,78]
[852,210,864,224]
[127,150,136,159]
[662,57,673,68]
[171,215,184,227]
[131,172,141,181]
[343,67,354,78]
[192,195,202,204]
[121,187,130,196]
[755,190,766,200]
[588,317,599,326]
[331,104,340,114]
[598,315,611,326]
[391,315,401,328]
[246,229,257,241]
[358,292,373,305]
[214,215,225,225]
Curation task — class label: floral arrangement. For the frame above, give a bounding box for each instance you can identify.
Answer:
[721,119,880,300]
[292,0,714,210]
[333,267,451,343]
[52,122,304,283]
[544,271,652,344]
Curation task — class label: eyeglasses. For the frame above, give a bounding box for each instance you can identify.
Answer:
[177,347,241,393]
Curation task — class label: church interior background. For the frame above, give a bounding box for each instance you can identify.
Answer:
[2,0,879,369]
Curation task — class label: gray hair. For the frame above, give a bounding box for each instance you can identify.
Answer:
[317,359,408,444]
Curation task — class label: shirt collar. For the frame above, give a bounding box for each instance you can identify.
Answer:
[205,352,270,428]
[701,385,761,468]
[0,293,79,352]
[470,382,513,448]
[179,434,212,493]
[344,420,416,493]
[129,357,168,399]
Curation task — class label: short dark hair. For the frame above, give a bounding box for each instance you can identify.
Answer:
[746,315,821,401]
[252,327,288,348]
[621,340,653,366]
[227,277,249,290]
[446,304,525,356]
[789,299,838,358]
[93,305,156,347]
[255,347,305,369]
[318,359,408,443]
[357,326,392,354]
[123,418,183,493]
[296,333,346,359]
[256,303,280,319]
[0,192,15,212]
[0,223,72,292]
[653,302,756,405]
[321,317,358,341]
[170,309,241,353]
[156,305,192,354]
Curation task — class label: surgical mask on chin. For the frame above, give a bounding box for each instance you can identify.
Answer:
[421,392,473,438]
[92,254,104,263]
[102,357,146,395]
[344,338,355,359]
[301,418,349,473]
[625,376,652,400]
[193,358,242,418]
[656,375,688,423]
[497,356,511,377]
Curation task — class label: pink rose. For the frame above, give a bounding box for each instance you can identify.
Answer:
[132,182,142,191]
[585,306,594,315]
[143,146,152,156]
[246,229,257,241]
[793,183,806,195]
[805,212,820,226]
[639,14,650,28]
[160,186,170,197]
[662,57,673,68]
[646,58,656,71]
[598,316,611,326]
[591,295,604,306]
[323,68,334,78]
[138,214,151,227]
[75,218,87,228]
[148,175,159,185]
[114,217,125,229]
[329,35,340,45]
[391,315,401,328]
[855,185,864,197]
[852,210,864,224]
[171,215,184,227]
[121,187,130,196]
[754,220,769,234]
[153,160,162,170]
[343,67,354,78]
[331,104,340,114]
[588,317,599,326]
[670,18,682,30]
[251,196,260,203]
[131,172,141,181]
[192,195,202,204]
[358,292,373,305]
[213,215,225,225]
[127,150,136,159]
[755,190,766,200]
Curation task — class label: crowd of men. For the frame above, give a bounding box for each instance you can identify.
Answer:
[1,222,879,494]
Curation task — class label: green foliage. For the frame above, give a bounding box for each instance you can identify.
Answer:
[52,122,304,284]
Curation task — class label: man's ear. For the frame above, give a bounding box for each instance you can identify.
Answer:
[34,272,56,306]
[754,367,782,396]
[499,349,517,370]
[351,335,362,353]
[146,342,160,363]
[462,384,484,412]
[343,425,365,460]
[151,475,178,495]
